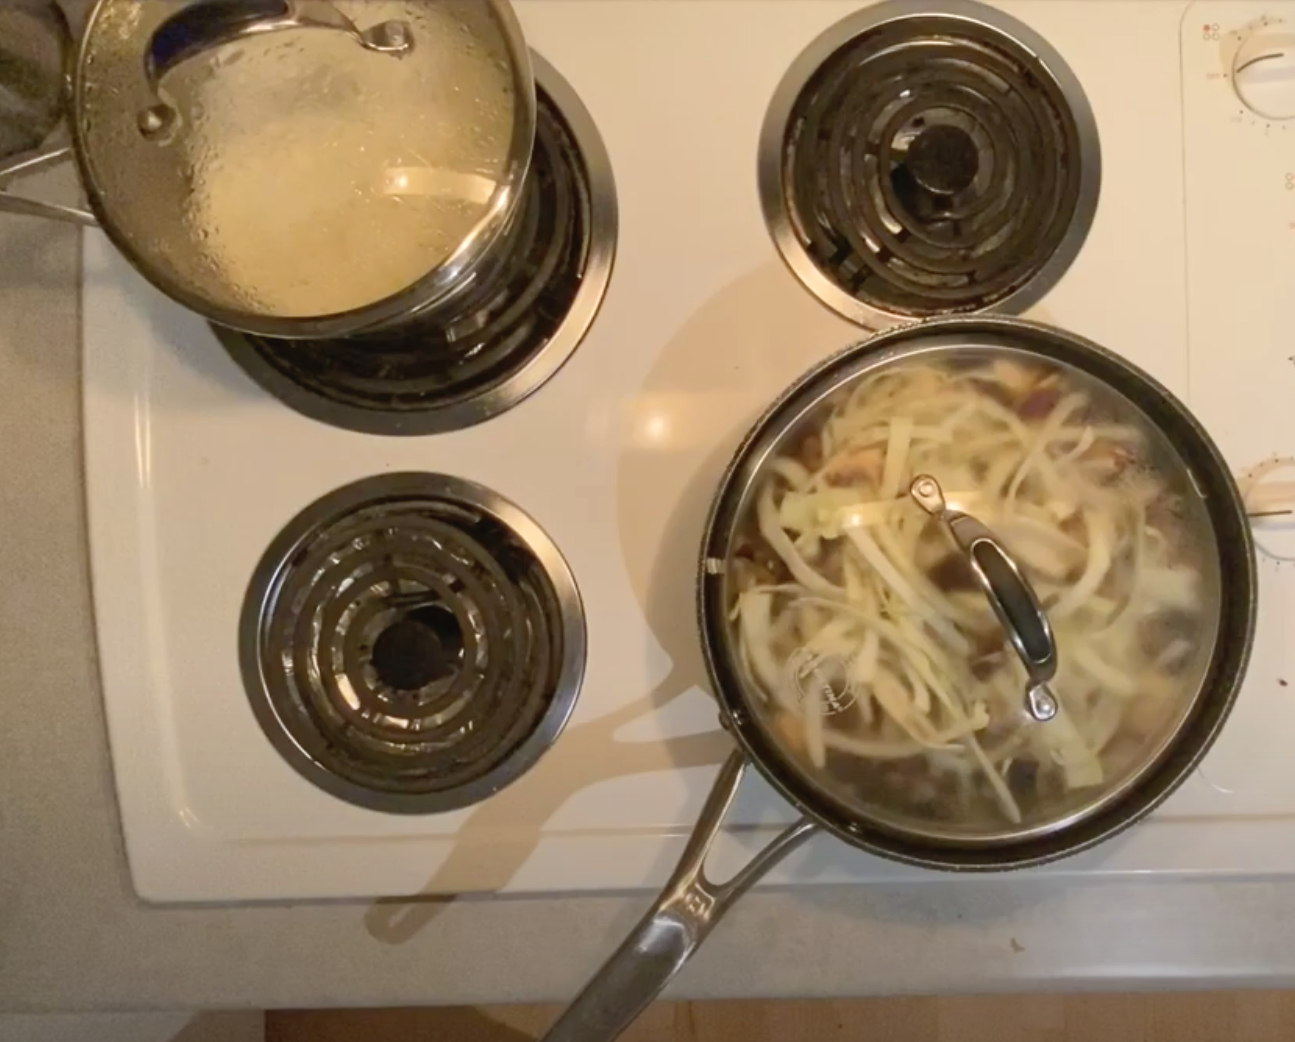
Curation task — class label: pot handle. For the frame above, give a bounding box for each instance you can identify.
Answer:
[0,144,96,227]
[138,0,414,140]
[539,749,818,1042]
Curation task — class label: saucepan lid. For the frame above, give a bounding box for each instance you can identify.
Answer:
[74,0,534,335]
[707,319,1226,845]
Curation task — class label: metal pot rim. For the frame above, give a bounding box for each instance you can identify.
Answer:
[70,0,538,340]
[697,315,1257,870]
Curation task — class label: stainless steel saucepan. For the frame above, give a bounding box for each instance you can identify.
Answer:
[0,0,535,338]
[541,316,1256,1042]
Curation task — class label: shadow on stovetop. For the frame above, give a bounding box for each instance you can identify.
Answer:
[77,237,270,403]
[364,262,856,943]
[361,675,734,945]
[134,283,271,401]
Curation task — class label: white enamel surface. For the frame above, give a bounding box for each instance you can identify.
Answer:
[84,0,1295,903]
[1183,0,1295,806]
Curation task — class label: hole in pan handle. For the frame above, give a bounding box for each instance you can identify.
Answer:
[539,750,817,1042]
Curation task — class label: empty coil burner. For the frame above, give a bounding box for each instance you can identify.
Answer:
[759,0,1100,329]
[239,473,585,812]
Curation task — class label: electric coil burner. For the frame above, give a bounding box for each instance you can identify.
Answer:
[240,473,585,813]
[758,0,1100,329]
[213,54,616,436]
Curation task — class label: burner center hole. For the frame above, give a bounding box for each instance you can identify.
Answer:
[904,125,980,196]
[371,605,464,691]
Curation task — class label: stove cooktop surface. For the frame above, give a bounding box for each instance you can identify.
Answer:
[84,0,1295,902]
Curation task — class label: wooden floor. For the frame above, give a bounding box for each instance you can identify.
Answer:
[267,992,1295,1041]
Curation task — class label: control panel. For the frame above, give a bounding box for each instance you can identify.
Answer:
[1183,1,1295,802]
[1185,3,1295,557]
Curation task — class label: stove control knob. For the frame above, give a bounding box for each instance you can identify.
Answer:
[1234,29,1295,120]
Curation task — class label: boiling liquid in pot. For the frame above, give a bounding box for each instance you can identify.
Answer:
[82,0,517,318]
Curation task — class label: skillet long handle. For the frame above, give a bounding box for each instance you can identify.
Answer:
[539,749,818,1042]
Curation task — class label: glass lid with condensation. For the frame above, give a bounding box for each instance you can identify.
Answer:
[77,0,529,322]
[721,339,1222,843]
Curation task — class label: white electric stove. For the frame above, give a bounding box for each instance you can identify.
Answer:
[84,0,1295,903]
